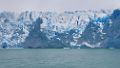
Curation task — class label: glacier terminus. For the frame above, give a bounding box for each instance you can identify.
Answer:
[0,9,120,49]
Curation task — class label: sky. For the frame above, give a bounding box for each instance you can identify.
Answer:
[0,0,120,12]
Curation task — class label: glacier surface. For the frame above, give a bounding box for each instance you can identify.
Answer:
[0,9,120,48]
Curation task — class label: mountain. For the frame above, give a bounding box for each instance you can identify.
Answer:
[0,9,120,49]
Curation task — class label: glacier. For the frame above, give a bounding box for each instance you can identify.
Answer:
[0,9,120,48]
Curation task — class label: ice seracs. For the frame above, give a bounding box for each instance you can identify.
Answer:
[0,9,120,48]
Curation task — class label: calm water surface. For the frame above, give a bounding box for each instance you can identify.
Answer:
[0,49,120,68]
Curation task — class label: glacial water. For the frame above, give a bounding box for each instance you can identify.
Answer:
[0,49,120,68]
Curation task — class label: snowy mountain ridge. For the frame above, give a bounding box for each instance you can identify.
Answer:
[0,9,120,48]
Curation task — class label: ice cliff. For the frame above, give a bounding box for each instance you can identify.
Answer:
[0,9,120,48]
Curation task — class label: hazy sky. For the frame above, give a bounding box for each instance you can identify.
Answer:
[0,0,120,12]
